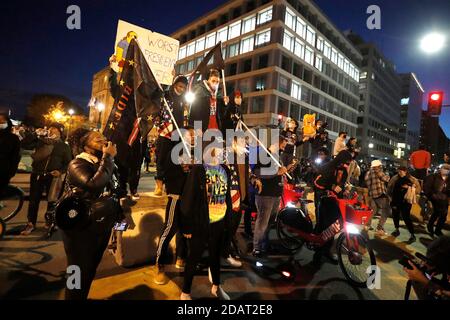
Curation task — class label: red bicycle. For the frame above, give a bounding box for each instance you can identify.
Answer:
[276,184,377,287]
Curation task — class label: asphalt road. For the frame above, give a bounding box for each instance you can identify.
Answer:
[0,170,448,300]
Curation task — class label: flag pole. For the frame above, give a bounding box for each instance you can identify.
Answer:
[238,119,292,180]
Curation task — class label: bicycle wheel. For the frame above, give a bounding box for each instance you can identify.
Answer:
[336,232,376,288]
[276,212,304,252]
[0,185,25,222]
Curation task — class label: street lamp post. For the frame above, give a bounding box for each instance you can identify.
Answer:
[67,109,75,141]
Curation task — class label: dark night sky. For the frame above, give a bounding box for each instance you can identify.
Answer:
[0,0,449,136]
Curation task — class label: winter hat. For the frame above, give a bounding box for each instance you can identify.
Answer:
[172,75,188,86]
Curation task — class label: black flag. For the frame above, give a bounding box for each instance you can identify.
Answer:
[103,38,162,145]
[188,42,225,90]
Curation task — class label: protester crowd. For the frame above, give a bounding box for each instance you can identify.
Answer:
[1,66,449,301]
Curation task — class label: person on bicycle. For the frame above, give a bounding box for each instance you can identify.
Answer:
[0,112,21,194]
[313,150,353,265]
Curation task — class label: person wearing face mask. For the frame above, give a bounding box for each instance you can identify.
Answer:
[62,128,120,299]
[332,131,348,157]
[21,123,72,235]
[387,166,421,242]
[423,164,450,237]
[153,75,188,196]
[188,69,230,135]
[222,90,245,135]
[313,150,353,265]
[0,112,21,195]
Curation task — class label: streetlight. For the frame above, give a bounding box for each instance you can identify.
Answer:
[96,103,105,130]
[67,109,75,141]
[420,32,446,54]
[369,143,374,149]
[68,109,75,116]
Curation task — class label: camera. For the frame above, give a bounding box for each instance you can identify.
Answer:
[399,252,433,276]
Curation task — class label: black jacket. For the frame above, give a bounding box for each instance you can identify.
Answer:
[0,127,21,181]
[188,81,227,132]
[314,151,353,196]
[31,139,72,175]
[162,87,185,130]
[222,101,244,135]
[179,164,232,238]
[424,173,449,203]
[66,154,115,200]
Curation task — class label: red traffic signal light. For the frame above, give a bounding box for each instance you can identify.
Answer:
[427,91,444,116]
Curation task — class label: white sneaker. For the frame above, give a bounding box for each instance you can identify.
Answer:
[226,255,242,267]
[131,193,140,201]
[212,286,230,300]
[180,292,192,300]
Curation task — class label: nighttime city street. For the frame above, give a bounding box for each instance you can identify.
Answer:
[0,0,449,309]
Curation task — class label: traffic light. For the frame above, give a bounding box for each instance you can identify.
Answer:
[427,91,444,116]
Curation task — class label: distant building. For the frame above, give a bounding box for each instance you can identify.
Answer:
[420,110,450,165]
[398,73,424,158]
[346,31,401,162]
[89,67,114,131]
[172,0,362,143]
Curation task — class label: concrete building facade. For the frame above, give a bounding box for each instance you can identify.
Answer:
[420,110,450,165]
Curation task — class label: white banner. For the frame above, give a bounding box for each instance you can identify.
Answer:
[114,19,179,85]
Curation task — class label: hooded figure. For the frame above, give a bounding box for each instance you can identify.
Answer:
[314,150,353,196]
[0,112,21,192]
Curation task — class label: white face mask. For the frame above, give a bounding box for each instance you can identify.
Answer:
[210,83,219,91]
[0,123,7,130]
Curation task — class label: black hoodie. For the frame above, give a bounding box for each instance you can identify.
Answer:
[0,118,21,183]
[314,150,353,194]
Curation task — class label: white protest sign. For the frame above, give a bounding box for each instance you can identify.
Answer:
[114,19,179,85]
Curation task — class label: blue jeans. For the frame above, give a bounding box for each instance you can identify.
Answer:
[253,195,280,251]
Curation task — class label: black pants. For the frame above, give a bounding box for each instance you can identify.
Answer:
[392,202,414,235]
[117,161,142,195]
[155,136,173,181]
[182,219,225,294]
[428,200,448,234]
[223,210,242,257]
[244,190,256,235]
[315,196,341,258]
[62,222,112,300]
[27,173,53,225]
[155,196,187,266]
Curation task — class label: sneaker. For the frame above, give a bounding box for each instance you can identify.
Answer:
[154,266,168,285]
[252,250,263,258]
[20,223,35,236]
[408,235,416,242]
[131,193,140,201]
[180,292,192,300]
[175,258,185,269]
[225,255,242,268]
[212,286,230,300]
[391,229,400,237]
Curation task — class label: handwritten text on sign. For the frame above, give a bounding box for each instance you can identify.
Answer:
[115,20,179,85]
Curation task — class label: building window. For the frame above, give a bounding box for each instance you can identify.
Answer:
[187,42,195,56]
[195,56,203,67]
[278,98,289,116]
[294,38,304,59]
[291,80,301,100]
[360,71,367,79]
[290,103,300,120]
[323,41,331,59]
[331,48,338,64]
[257,6,273,25]
[316,36,324,52]
[228,63,237,76]
[178,46,186,60]
[187,59,194,71]
[283,31,294,51]
[315,55,323,71]
[344,59,350,74]
[242,15,256,34]
[304,46,314,65]
[195,37,205,53]
[217,27,228,43]
[296,17,306,39]
[240,35,254,54]
[338,53,344,70]
[258,54,269,69]
[255,75,266,91]
[252,96,265,113]
[179,63,186,74]
[242,59,252,73]
[205,33,216,49]
[239,78,251,93]
[281,55,290,72]
[279,75,290,94]
[228,21,241,40]
[285,7,296,30]
[227,42,239,58]
[256,28,271,46]
[305,26,315,46]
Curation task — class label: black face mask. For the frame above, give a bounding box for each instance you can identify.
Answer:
[94,149,103,159]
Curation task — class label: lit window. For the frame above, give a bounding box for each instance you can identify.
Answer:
[257,6,273,25]
[360,71,367,79]
[294,38,304,59]
[331,48,338,64]
[305,26,315,46]
[178,46,186,60]
[344,59,349,74]
[285,8,296,30]
[187,42,195,56]
[317,37,324,52]
[304,46,314,65]
[195,37,205,53]
[315,55,323,71]
[217,27,228,43]
[338,54,344,69]
[401,98,410,105]
[323,41,331,59]
[242,15,256,34]
[187,59,194,71]
[240,35,254,54]
[256,29,271,46]
[228,21,241,40]
[283,31,294,51]
[355,70,360,81]
[296,17,306,39]
[291,81,301,100]
[228,42,240,58]
[205,33,216,49]
[349,65,354,79]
